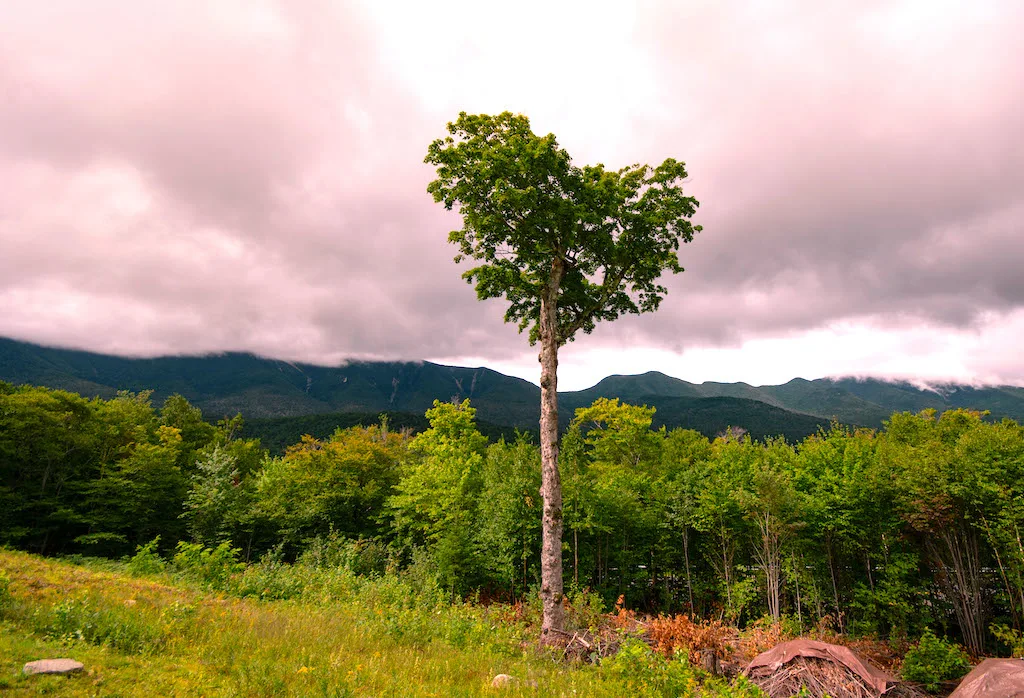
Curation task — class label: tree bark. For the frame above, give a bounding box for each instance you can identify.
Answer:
[826,537,843,632]
[573,528,579,586]
[683,528,694,614]
[932,527,985,656]
[539,260,565,643]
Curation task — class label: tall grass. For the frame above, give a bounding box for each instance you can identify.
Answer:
[0,547,763,697]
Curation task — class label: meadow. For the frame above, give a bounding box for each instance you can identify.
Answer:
[0,548,763,697]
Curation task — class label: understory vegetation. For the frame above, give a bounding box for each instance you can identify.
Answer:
[0,548,766,696]
[4,380,1024,675]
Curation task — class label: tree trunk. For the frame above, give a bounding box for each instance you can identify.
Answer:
[683,528,694,613]
[794,553,803,627]
[826,537,843,632]
[573,528,579,586]
[539,261,564,643]
[932,527,985,656]
[700,649,721,676]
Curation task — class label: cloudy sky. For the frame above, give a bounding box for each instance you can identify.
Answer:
[2,1,1023,390]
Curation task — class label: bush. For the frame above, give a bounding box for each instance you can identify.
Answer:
[601,637,698,697]
[43,596,164,654]
[565,585,606,632]
[901,628,971,692]
[0,569,11,617]
[298,534,391,576]
[127,537,166,577]
[172,541,244,589]
[648,613,731,662]
[232,547,308,600]
[991,623,1024,658]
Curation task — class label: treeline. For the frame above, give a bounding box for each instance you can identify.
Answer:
[4,381,1024,654]
[243,410,537,455]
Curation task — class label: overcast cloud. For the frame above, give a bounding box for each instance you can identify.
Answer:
[1,1,1023,389]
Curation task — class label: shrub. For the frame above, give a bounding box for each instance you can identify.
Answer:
[232,547,307,600]
[299,534,391,576]
[172,541,244,589]
[647,613,731,662]
[44,596,163,654]
[564,585,606,631]
[127,536,166,577]
[991,623,1024,658]
[901,628,971,692]
[601,637,698,697]
[0,569,11,617]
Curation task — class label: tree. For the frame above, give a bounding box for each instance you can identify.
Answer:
[425,112,702,640]
[256,422,405,549]
[387,400,488,595]
[884,410,994,654]
[659,428,713,614]
[476,434,542,600]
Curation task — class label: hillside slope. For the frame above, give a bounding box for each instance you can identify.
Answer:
[4,337,1024,435]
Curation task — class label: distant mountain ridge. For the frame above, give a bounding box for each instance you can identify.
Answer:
[3,337,1024,439]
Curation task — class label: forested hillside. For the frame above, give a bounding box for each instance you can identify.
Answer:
[242,397,831,454]
[5,379,1024,656]
[5,337,1024,432]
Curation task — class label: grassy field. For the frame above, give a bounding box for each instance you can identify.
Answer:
[0,549,761,697]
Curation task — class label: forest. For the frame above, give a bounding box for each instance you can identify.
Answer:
[4,379,1024,658]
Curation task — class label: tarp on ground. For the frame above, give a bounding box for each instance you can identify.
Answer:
[948,659,1024,698]
[745,639,895,695]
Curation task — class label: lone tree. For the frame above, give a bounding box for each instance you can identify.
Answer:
[425,112,701,641]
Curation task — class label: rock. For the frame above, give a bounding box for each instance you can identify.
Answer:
[23,658,84,675]
[491,674,516,688]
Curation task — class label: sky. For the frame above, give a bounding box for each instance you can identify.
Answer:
[2,0,1023,391]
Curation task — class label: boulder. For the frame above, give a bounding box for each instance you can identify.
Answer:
[491,673,516,688]
[948,658,1024,698]
[23,658,85,675]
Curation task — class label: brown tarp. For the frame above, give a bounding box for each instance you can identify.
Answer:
[948,659,1024,698]
[745,639,895,695]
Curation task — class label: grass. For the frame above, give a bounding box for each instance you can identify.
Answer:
[0,549,761,697]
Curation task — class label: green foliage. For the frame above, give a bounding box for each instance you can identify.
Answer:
[183,446,246,545]
[849,551,924,639]
[900,628,971,692]
[426,111,701,344]
[565,585,607,631]
[601,637,700,697]
[172,541,244,590]
[231,547,309,601]
[255,422,404,547]
[0,569,10,617]
[160,393,218,471]
[573,398,663,468]
[44,596,164,654]
[9,372,1024,655]
[475,434,542,597]
[388,400,487,595]
[298,533,390,577]
[127,536,166,577]
[991,623,1024,657]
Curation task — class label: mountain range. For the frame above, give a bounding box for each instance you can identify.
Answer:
[4,336,1024,447]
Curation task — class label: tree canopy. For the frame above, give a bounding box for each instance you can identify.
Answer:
[426,111,701,344]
